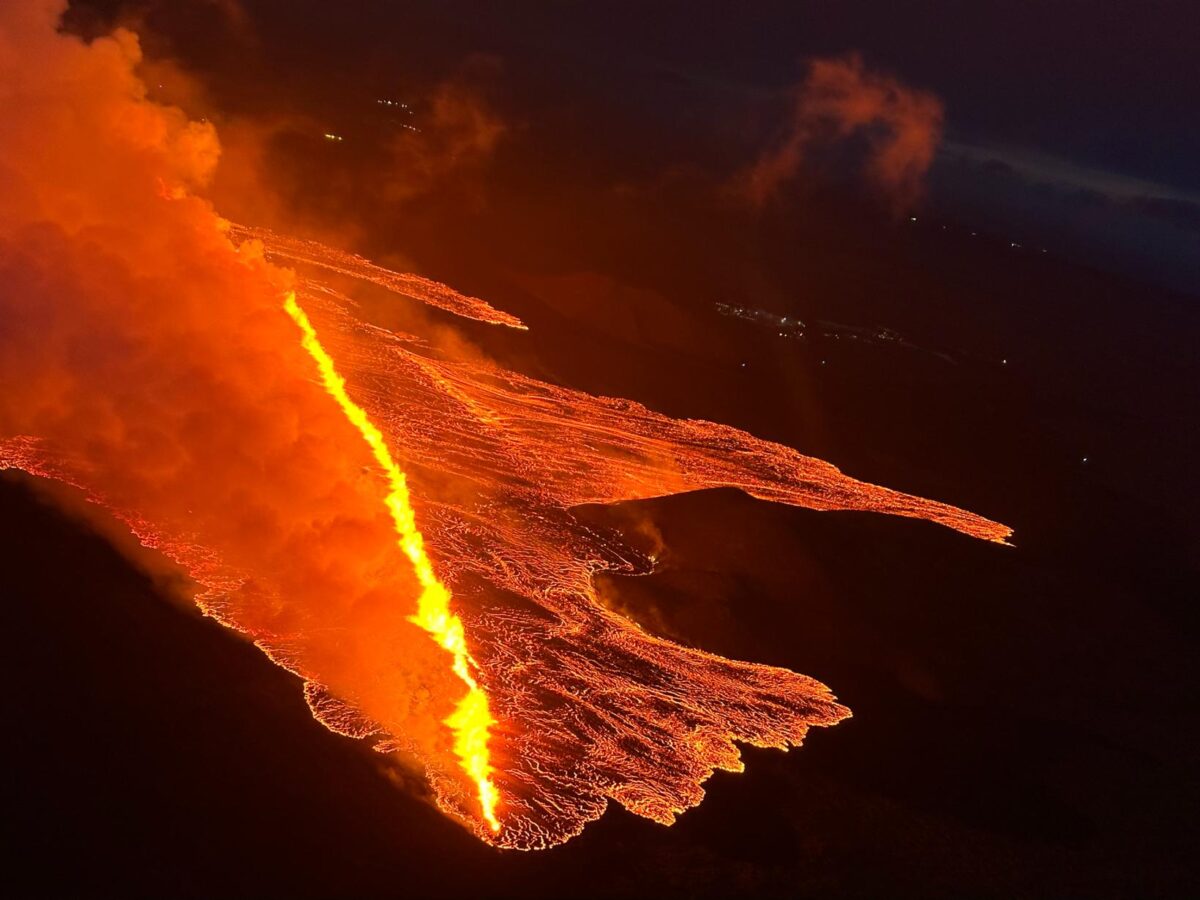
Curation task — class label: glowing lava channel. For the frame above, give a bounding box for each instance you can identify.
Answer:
[283,292,501,833]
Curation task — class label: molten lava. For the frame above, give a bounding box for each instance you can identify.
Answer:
[282,291,500,833]
[232,225,526,330]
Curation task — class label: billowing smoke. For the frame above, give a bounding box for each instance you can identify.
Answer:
[0,0,469,799]
[736,53,944,212]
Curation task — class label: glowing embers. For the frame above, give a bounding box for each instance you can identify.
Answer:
[282,292,500,833]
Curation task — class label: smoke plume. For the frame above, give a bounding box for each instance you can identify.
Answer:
[0,0,470,801]
[736,53,944,212]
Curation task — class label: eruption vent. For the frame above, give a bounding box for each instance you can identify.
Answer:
[0,0,1011,850]
[282,292,499,832]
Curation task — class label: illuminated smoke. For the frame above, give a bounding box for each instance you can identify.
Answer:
[0,0,487,833]
[736,53,945,212]
[0,2,1009,849]
[382,66,507,206]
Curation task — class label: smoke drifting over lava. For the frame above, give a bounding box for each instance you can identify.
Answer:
[1,1,1008,850]
[0,0,490,829]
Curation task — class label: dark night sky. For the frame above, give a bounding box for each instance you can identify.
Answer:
[74,0,1198,291]
[403,0,1200,181]
[439,0,1200,291]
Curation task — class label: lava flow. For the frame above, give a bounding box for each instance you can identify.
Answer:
[0,0,1012,852]
[282,291,499,833]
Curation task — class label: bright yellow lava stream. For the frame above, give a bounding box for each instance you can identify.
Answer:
[283,292,501,833]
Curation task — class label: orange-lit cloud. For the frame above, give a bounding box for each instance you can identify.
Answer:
[735,53,944,213]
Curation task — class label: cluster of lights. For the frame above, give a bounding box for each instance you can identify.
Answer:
[323,133,344,142]
[377,99,421,132]
[909,215,1048,254]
